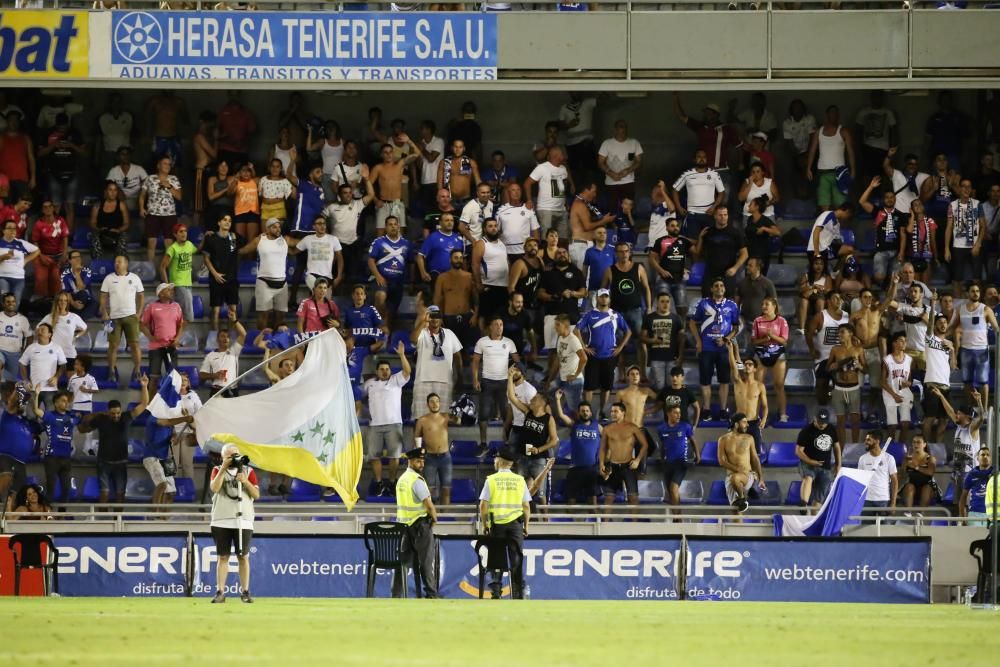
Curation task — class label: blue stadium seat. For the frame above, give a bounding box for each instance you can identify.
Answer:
[551,478,567,504]
[219,302,243,320]
[707,480,728,506]
[700,441,719,466]
[192,295,205,320]
[125,477,155,502]
[237,262,258,285]
[52,477,79,502]
[766,442,799,467]
[387,331,417,354]
[687,261,705,287]
[943,483,955,504]
[450,479,477,504]
[785,481,803,505]
[81,476,101,502]
[638,479,664,504]
[886,441,907,467]
[187,227,204,246]
[679,479,704,504]
[773,404,808,429]
[192,446,208,464]
[91,259,115,282]
[841,229,856,247]
[242,330,263,355]
[74,331,93,354]
[555,439,572,464]
[451,440,482,465]
[174,477,196,502]
[71,226,91,250]
[204,330,218,353]
[287,479,321,502]
[364,479,394,504]
[754,480,783,505]
[127,439,145,463]
[767,263,799,287]
[91,366,121,390]
[132,261,156,283]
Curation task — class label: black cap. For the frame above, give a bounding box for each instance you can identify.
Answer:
[404,447,425,460]
[496,444,521,462]
[816,408,831,424]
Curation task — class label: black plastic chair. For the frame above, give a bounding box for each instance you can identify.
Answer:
[8,534,59,596]
[363,522,409,598]
[970,537,998,604]
[474,536,517,599]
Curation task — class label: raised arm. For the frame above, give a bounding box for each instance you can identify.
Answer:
[506,367,529,415]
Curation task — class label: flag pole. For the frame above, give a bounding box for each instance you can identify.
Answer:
[200,327,340,410]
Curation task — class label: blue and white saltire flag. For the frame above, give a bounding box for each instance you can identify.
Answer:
[147,369,183,420]
[773,467,873,537]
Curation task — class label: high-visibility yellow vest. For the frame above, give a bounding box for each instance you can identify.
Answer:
[485,469,526,525]
[986,473,999,521]
[396,468,427,526]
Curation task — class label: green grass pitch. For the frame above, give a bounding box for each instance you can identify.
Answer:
[2,598,999,666]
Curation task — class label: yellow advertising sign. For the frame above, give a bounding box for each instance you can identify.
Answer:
[0,11,88,78]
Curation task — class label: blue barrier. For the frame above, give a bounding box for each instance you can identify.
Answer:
[53,534,931,602]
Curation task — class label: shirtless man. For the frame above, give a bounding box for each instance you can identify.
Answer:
[597,402,648,507]
[192,112,216,227]
[568,181,616,270]
[370,137,422,233]
[437,139,480,205]
[144,91,188,166]
[413,392,458,506]
[433,249,479,347]
[849,288,886,424]
[726,340,768,459]
[827,323,866,446]
[717,413,766,514]
[617,366,659,469]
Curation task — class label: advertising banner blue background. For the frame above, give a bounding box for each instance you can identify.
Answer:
[685,538,931,603]
[109,10,497,81]
[56,535,189,597]
[52,534,930,602]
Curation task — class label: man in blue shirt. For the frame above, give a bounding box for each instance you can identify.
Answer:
[289,164,325,235]
[417,211,464,303]
[582,226,615,309]
[554,390,602,505]
[0,382,34,508]
[961,447,993,526]
[576,288,630,417]
[368,215,412,328]
[689,277,742,421]
[344,284,388,355]
[143,418,176,506]
[658,404,700,507]
[31,388,79,505]
[62,250,95,318]
[346,338,367,414]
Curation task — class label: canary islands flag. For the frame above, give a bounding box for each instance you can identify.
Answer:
[193,328,364,509]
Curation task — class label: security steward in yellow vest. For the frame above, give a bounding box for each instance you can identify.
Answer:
[987,471,999,522]
[478,444,532,599]
[393,447,439,598]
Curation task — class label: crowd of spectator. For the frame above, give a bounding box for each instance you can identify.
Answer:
[0,86,998,522]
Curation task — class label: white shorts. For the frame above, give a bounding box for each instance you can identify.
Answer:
[544,314,560,350]
[376,199,406,229]
[882,387,913,426]
[255,278,289,312]
[568,240,592,272]
[143,457,176,494]
[725,470,757,503]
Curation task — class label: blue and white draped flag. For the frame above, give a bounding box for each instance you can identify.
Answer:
[773,468,872,537]
[147,369,183,420]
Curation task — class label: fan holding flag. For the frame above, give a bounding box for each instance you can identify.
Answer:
[147,369,202,482]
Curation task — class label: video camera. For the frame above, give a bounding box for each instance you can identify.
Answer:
[227,453,250,470]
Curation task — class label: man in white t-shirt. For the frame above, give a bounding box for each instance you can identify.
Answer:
[882,148,929,218]
[287,217,344,291]
[504,366,538,435]
[99,254,145,384]
[854,91,897,185]
[105,146,148,212]
[471,317,520,449]
[552,313,587,419]
[857,430,898,512]
[459,183,495,243]
[0,292,30,381]
[363,342,411,496]
[598,119,643,211]
[525,146,574,239]
[411,307,463,419]
[416,120,444,213]
[199,312,247,397]
[495,182,540,259]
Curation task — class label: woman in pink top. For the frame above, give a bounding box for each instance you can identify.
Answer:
[295,278,341,334]
[751,296,789,422]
